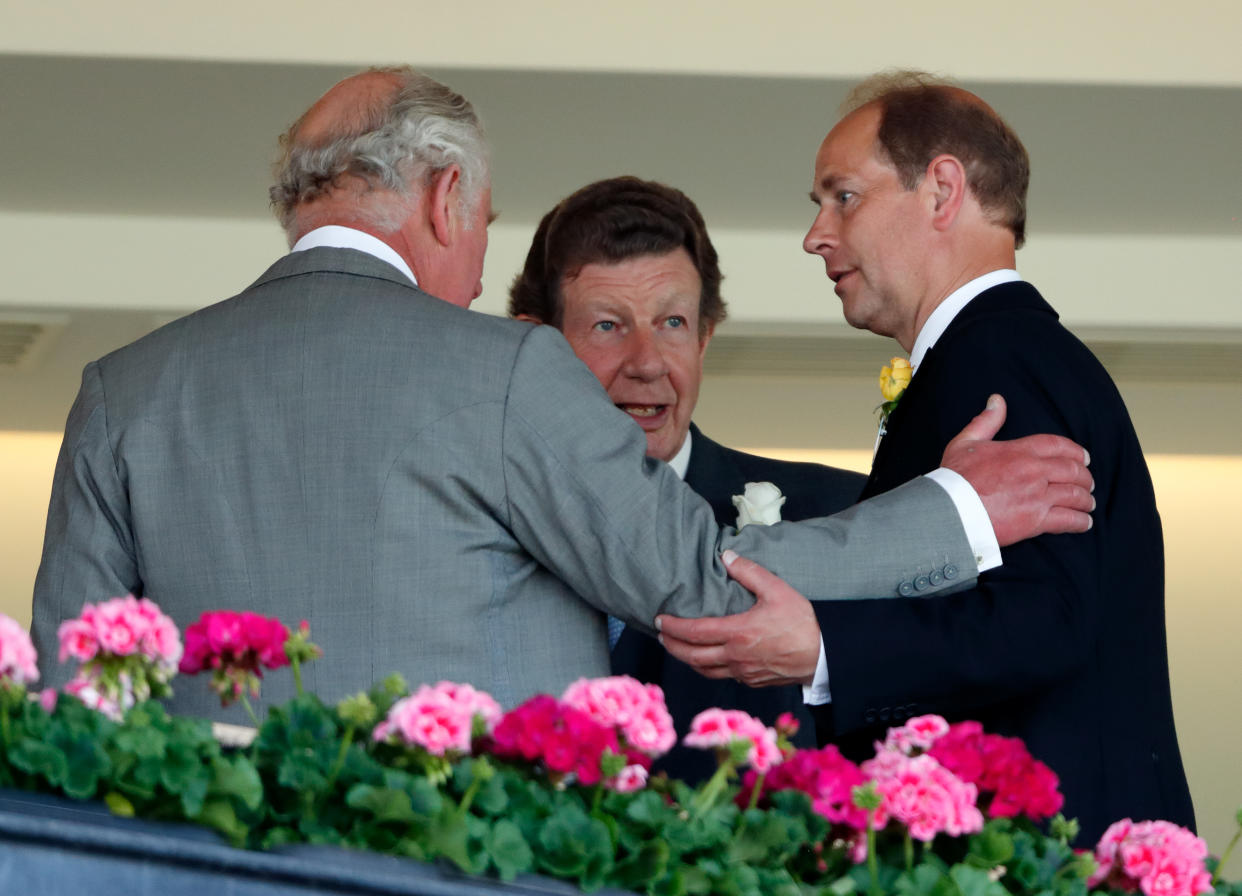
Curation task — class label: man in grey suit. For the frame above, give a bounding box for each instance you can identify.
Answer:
[31,67,1094,723]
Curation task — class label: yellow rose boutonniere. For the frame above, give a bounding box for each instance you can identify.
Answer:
[877,357,912,433]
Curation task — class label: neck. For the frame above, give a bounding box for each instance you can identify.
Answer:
[900,243,1016,352]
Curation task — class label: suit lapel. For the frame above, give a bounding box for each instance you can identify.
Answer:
[863,282,1056,500]
[683,425,747,528]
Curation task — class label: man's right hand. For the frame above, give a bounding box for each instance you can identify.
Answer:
[941,394,1095,546]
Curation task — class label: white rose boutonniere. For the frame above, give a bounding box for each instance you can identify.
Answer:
[733,481,785,529]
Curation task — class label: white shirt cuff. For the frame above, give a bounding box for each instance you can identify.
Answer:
[924,467,1002,572]
[801,638,831,705]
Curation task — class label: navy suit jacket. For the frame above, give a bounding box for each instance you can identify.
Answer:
[812,281,1194,842]
[612,424,865,784]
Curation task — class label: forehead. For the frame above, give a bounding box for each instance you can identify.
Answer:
[561,249,701,307]
[813,105,887,184]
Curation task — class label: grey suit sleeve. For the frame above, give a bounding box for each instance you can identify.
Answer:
[31,362,140,683]
[500,326,978,632]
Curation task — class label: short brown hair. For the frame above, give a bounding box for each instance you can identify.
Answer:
[508,176,726,337]
[846,71,1030,248]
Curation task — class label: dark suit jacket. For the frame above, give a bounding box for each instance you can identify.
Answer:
[812,281,1194,842]
[612,424,865,784]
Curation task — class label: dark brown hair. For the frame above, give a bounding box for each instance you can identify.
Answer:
[508,176,726,336]
[846,72,1030,247]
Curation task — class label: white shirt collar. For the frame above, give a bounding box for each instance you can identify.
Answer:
[909,269,1020,371]
[290,226,419,287]
[667,431,692,480]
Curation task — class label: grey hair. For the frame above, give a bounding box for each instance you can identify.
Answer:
[269,66,489,235]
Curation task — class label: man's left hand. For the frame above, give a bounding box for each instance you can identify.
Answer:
[656,550,820,687]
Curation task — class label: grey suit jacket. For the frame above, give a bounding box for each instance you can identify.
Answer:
[32,248,977,720]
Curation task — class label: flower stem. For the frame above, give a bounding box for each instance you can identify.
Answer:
[457,771,484,817]
[690,762,732,818]
[747,772,766,811]
[291,655,304,697]
[1212,822,1241,887]
[240,693,261,728]
[325,724,356,792]
[904,831,914,873]
[866,814,880,896]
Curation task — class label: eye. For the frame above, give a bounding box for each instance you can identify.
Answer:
[666,316,686,329]
[593,320,617,332]
[836,190,856,206]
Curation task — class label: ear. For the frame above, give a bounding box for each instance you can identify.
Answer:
[926,154,968,232]
[514,313,544,325]
[698,319,716,358]
[427,165,462,248]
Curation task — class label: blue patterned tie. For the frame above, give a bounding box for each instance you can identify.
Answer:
[607,615,625,650]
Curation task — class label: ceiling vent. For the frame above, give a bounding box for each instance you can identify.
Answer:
[0,313,69,371]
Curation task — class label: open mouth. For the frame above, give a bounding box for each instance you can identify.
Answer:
[617,404,669,426]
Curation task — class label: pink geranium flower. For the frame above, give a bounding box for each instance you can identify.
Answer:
[561,675,676,758]
[179,609,291,707]
[740,744,869,828]
[55,596,182,716]
[0,614,39,687]
[928,721,1064,820]
[490,694,623,787]
[374,681,501,755]
[863,751,984,842]
[880,714,950,754]
[684,708,783,773]
[1088,819,1212,896]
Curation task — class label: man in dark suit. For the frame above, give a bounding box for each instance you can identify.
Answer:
[509,177,865,782]
[659,73,1194,840]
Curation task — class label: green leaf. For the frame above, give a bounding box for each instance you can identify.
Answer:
[964,823,1015,869]
[424,803,473,873]
[194,797,248,847]
[536,806,613,882]
[345,784,418,824]
[103,791,135,817]
[949,864,1008,896]
[895,864,947,896]
[209,754,263,810]
[61,733,112,799]
[486,818,534,881]
[7,737,68,787]
[611,836,670,891]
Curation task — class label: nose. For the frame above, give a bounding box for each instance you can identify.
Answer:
[803,206,838,257]
[621,330,668,381]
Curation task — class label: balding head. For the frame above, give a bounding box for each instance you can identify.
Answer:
[841,71,1030,248]
[269,66,489,243]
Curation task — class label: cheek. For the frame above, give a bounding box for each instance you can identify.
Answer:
[571,344,624,394]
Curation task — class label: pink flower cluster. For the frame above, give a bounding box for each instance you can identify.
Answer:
[927,720,1064,820]
[863,751,984,842]
[179,610,289,676]
[490,694,630,787]
[57,595,182,671]
[374,681,501,755]
[561,676,676,758]
[740,744,868,828]
[683,708,783,773]
[1088,819,1213,896]
[54,596,182,719]
[0,614,39,686]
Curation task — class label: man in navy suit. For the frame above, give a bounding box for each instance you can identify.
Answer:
[509,176,865,782]
[658,73,1194,840]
